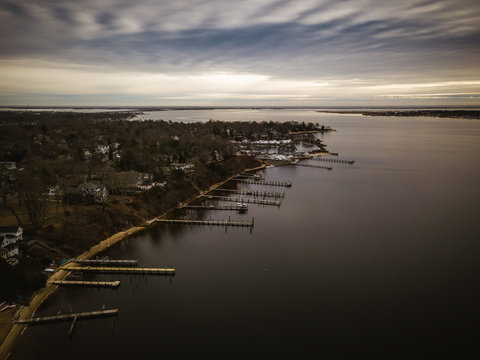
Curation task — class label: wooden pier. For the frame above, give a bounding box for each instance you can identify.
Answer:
[155,218,254,228]
[232,179,292,187]
[14,309,119,325]
[183,204,248,212]
[48,280,121,288]
[237,174,264,180]
[203,195,281,206]
[63,266,175,275]
[312,156,355,164]
[294,163,332,170]
[73,259,138,266]
[213,188,285,198]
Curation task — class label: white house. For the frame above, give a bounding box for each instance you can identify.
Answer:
[0,226,23,259]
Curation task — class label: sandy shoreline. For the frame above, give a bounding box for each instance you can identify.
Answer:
[0,164,266,360]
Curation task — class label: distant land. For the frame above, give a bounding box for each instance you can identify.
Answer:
[318,109,480,119]
[1,106,480,112]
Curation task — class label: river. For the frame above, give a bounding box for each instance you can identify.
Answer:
[10,110,480,358]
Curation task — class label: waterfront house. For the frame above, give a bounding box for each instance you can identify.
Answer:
[0,226,23,259]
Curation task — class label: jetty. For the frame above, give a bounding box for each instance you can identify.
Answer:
[232,179,292,187]
[155,218,253,228]
[14,308,119,325]
[313,156,354,164]
[294,163,332,170]
[203,195,281,206]
[48,280,120,288]
[213,188,285,198]
[63,266,175,275]
[72,259,138,266]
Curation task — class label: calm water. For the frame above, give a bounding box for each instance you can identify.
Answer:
[11,111,480,358]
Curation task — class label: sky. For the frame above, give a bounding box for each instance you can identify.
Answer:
[0,0,479,106]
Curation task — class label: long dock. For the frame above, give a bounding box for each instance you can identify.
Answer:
[63,266,175,275]
[48,280,120,288]
[72,259,138,266]
[312,156,355,164]
[294,163,332,170]
[213,188,285,198]
[155,218,253,227]
[232,179,292,187]
[14,309,119,325]
[237,174,264,180]
[203,195,281,206]
[183,205,247,211]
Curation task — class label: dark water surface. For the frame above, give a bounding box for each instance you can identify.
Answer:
[11,112,480,358]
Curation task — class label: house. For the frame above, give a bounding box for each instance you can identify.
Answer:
[0,226,23,259]
[0,162,16,171]
[0,226,23,242]
[78,183,108,204]
[170,163,195,173]
[64,183,108,204]
[96,145,109,154]
[44,185,62,197]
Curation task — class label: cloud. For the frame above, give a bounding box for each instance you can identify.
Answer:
[0,0,479,105]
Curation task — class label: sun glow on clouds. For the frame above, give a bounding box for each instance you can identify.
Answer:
[0,61,330,104]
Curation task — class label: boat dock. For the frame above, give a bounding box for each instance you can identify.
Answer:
[203,195,281,206]
[294,163,333,170]
[63,266,175,275]
[213,188,285,198]
[72,259,138,266]
[232,179,292,187]
[155,218,254,227]
[48,280,120,288]
[236,174,264,180]
[312,156,355,164]
[14,309,119,325]
[183,204,248,211]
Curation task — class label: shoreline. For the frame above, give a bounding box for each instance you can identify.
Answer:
[0,163,266,360]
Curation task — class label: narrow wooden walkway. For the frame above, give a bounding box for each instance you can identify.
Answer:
[63,266,175,275]
[294,163,332,170]
[183,205,247,211]
[155,218,253,228]
[14,309,119,324]
[48,280,120,288]
[72,259,138,266]
[312,156,355,164]
[232,179,292,187]
[203,195,281,206]
[213,188,285,198]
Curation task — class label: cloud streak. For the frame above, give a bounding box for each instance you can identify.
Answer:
[0,0,479,105]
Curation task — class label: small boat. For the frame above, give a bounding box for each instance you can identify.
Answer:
[236,203,248,213]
